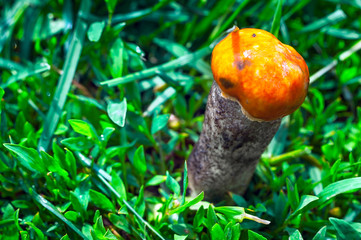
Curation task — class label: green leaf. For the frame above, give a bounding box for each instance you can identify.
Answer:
[166,171,180,195]
[65,149,77,179]
[289,229,303,240]
[174,235,188,240]
[104,0,118,15]
[135,185,146,215]
[103,229,118,239]
[100,127,115,145]
[40,151,68,177]
[87,21,105,42]
[317,177,361,203]
[70,192,85,215]
[92,215,106,239]
[329,218,361,240]
[107,98,127,127]
[133,145,147,175]
[312,226,327,240]
[89,190,116,212]
[4,144,45,173]
[248,230,267,240]
[2,203,14,219]
[64,211,78,222]
[231,224,241,240]
[211,224,224,240]
[25,222,45,240]
[193,205,205,228]
[207,205,218,230]
[60,234,71,240]
[13,209,21,231]
[108,214,131,234]
[82,224,93,240]
[169,224,192,236]
[286,178,299,211]
[145,175,166,186]
[61,137,94,151]
[169,192,204,215]
[270,0,283,38]
[30,188,87,239]
[151,114,170,134]
[289,195,319,219]
[71,181,90,214]
[111,171,127,201]
[109,38,125,78]
[68,119,96,138]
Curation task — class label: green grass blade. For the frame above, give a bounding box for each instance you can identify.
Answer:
[270,0,283,38]
[0,0,28,53]
[75,152,166,240]
[169,192,204,215]
[282,0,311,21]
[20,6,41,60]
[67,93,105,111]
[310,39,361,83]
[0,58,24,71]
[0,62,50,89]
[209,0,250,42]
[98,175,166,240]
[38,0,91,152]
[144,87,176,116]
[101,46,211,87]
[300,9,346,33]
[323,27,361,40]
[83,0,172,25]
[153,38,211,77]
[29,188,88,239]
[75,152,112,181]
[194,0,235,38]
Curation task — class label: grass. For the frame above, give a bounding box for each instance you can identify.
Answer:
[1,0,361,239]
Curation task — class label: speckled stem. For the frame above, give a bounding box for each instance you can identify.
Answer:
[187,81,281,201]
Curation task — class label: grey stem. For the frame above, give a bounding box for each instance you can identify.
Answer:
[187,81,281,201]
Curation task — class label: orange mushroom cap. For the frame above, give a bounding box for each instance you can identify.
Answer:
[211,27,309,121]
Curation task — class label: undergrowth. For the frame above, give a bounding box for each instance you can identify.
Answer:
[1,0,361,239]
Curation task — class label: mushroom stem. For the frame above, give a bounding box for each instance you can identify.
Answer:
[187,81,281,201]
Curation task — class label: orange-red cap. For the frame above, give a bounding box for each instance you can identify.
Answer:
[211,27,309,121]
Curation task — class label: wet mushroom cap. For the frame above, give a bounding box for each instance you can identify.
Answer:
[211,28,309,121]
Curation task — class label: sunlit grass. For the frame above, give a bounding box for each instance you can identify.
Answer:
[1,0,361,239]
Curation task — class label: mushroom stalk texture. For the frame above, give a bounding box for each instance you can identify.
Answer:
[187,28,309,201]
[187,81,281,201]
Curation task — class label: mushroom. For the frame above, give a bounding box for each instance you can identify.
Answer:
[187,27,309,201]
